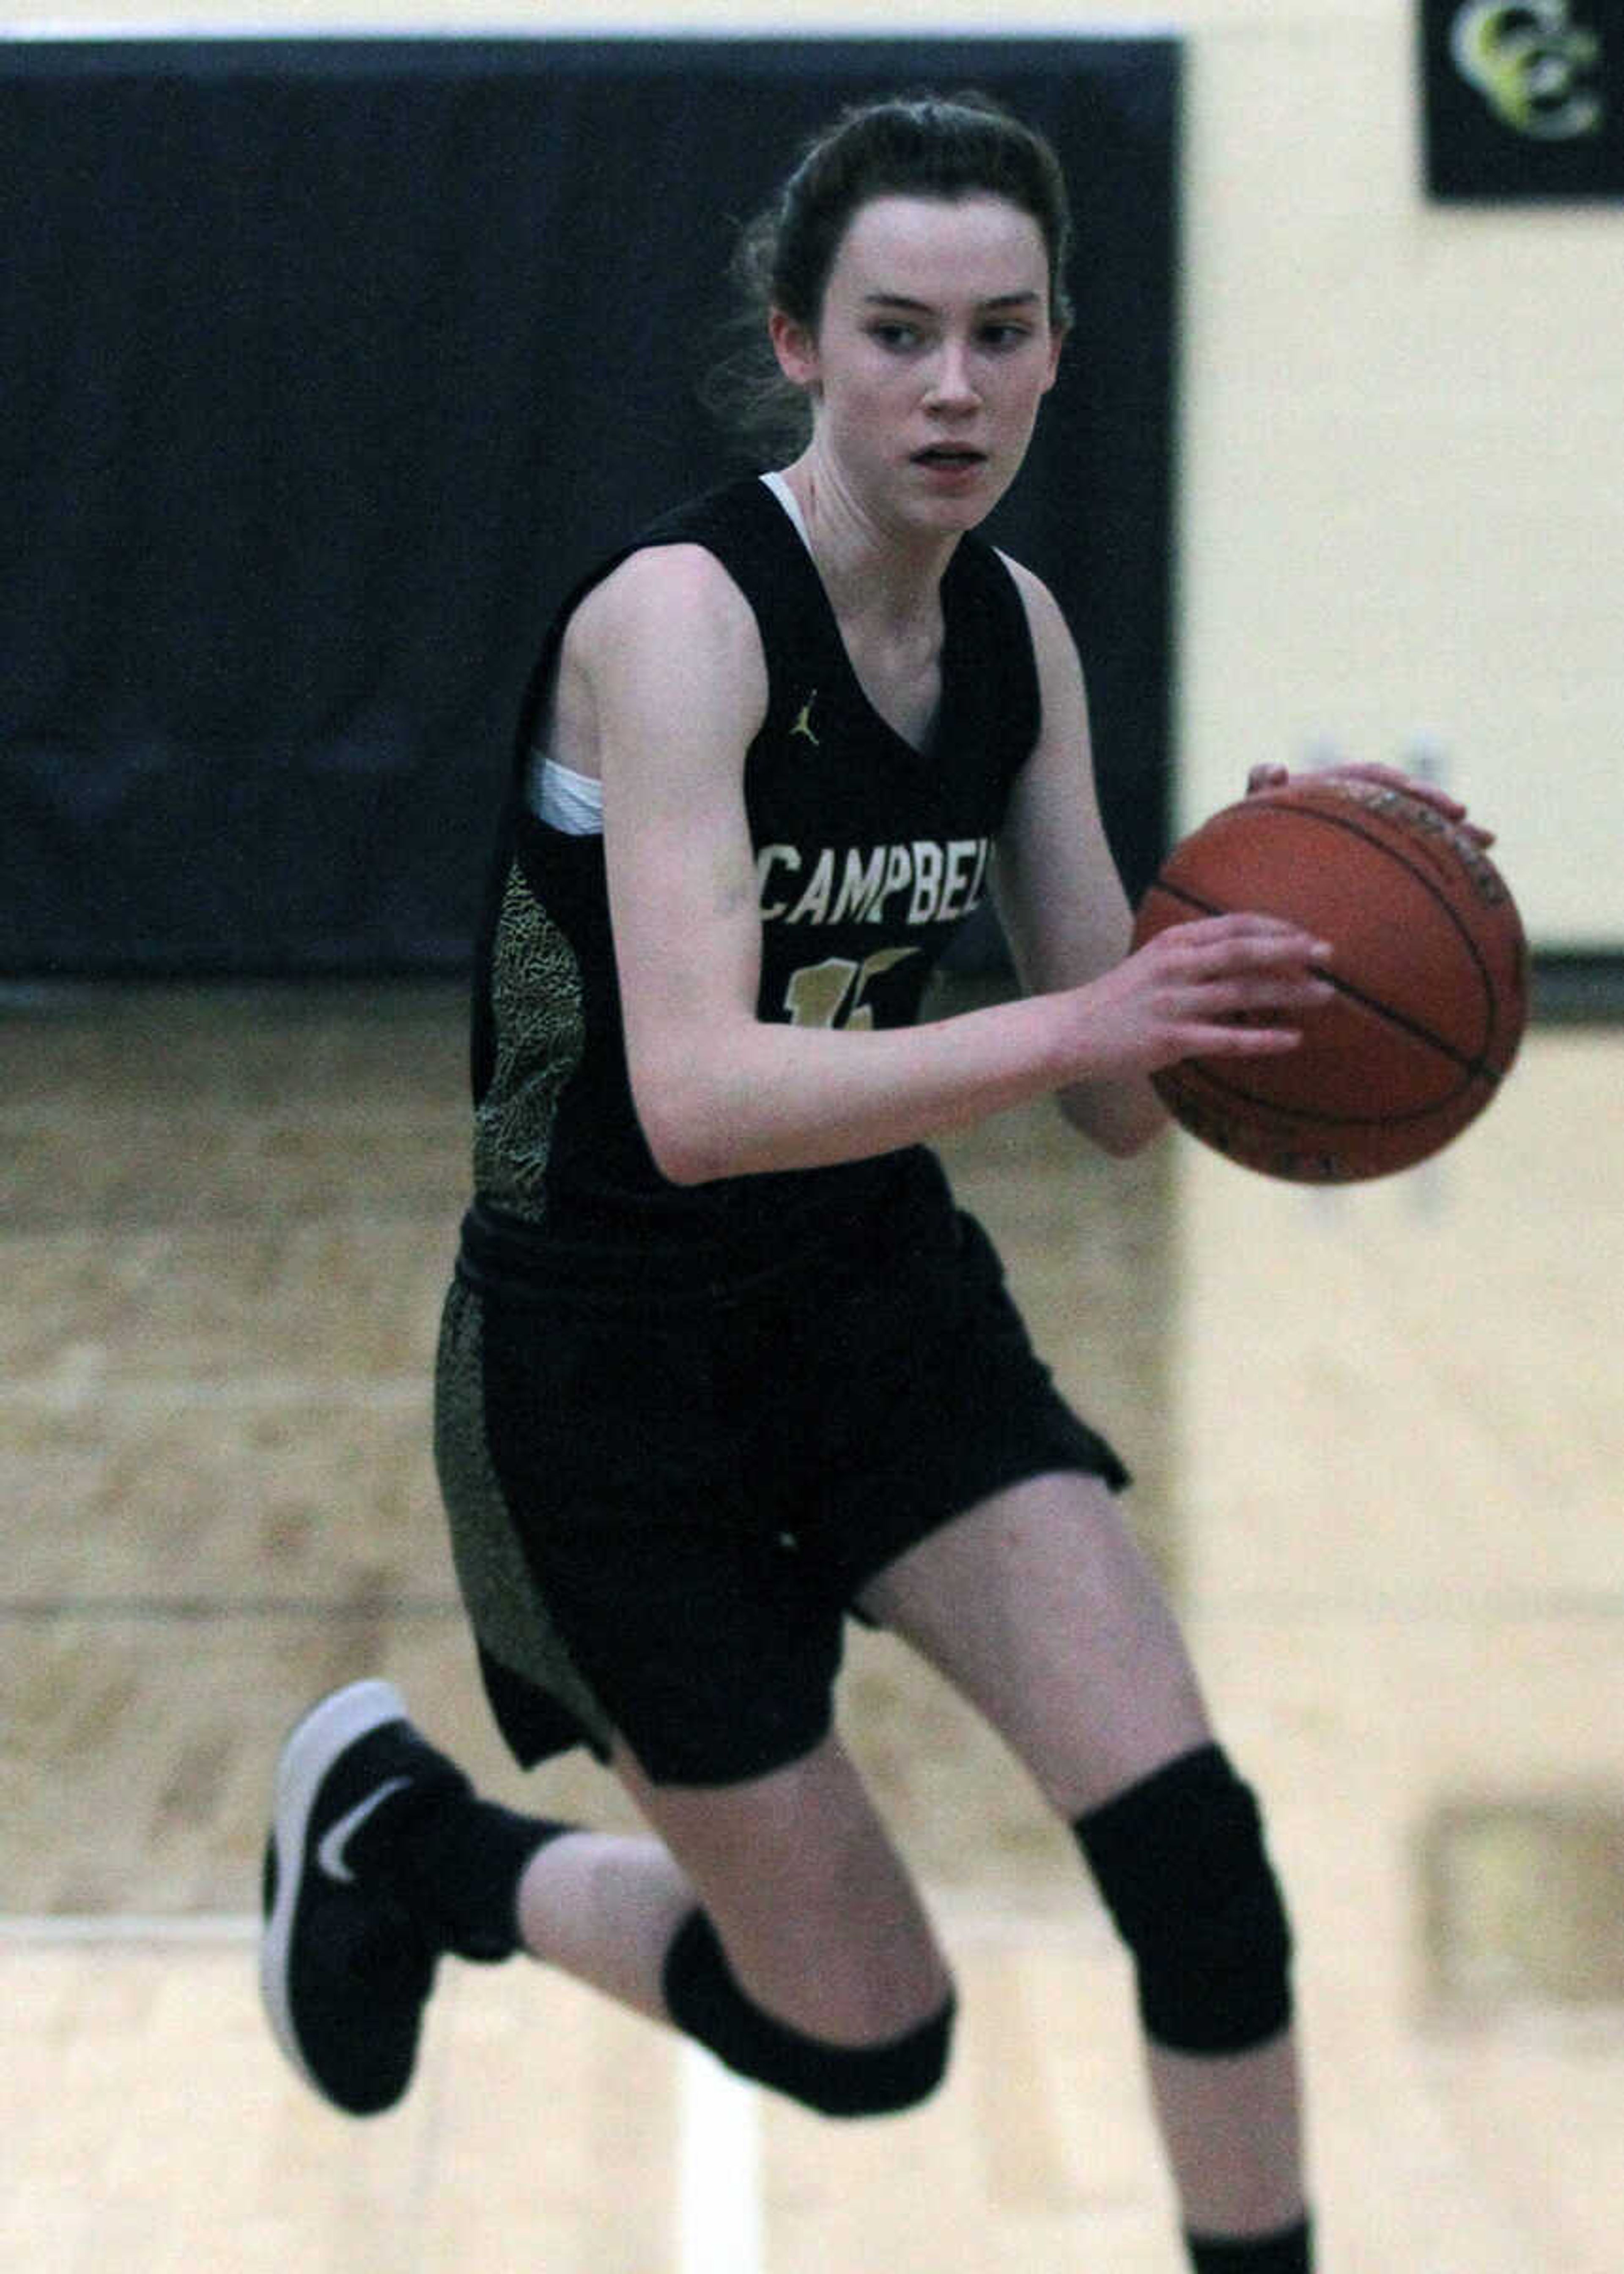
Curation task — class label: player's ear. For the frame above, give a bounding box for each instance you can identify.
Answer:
[769,308,820,391]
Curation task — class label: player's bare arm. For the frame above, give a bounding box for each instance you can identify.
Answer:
[994,563,1334,1157]
[590,552,1331,1186]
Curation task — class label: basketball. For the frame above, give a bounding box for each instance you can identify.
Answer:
[1130,776,1529,1183]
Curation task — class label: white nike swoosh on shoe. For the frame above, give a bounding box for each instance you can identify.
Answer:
[316,1776,413,1885]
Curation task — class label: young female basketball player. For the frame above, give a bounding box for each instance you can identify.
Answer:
[261,94,1484,2272]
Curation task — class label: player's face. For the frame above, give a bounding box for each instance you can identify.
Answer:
[772,194,1063,537]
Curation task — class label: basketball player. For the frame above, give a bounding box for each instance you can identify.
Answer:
[261,95,1484,2273]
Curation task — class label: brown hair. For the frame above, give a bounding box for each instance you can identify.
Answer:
[705,92,1073,455]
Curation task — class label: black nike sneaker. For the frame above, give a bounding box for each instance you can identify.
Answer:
[259,1679,464,2117]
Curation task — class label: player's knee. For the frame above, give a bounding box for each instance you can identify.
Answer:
[1073,1743,1294,2055]
[661,1910,955,2116]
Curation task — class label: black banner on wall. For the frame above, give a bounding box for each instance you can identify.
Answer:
[0,38,1180,977]
[1420,0,1624,197]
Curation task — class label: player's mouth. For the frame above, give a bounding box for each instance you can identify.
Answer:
[911,445,987,471]
[910,444,990,495]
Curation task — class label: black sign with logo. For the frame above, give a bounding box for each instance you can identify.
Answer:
[1420,0,1624,197]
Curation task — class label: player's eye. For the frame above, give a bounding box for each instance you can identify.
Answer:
[867,321,924,351]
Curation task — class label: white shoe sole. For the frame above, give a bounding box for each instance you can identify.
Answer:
[258,1679,408,2103]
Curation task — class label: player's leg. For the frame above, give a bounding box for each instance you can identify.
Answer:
[601,1728,952,2051]
[858,1470,1310,2269]
[262,1679,953,2120]
[532,1728,959,2120]
[261,1258,955,2122]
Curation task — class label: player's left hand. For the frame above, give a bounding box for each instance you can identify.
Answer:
[1245,760,1495,848]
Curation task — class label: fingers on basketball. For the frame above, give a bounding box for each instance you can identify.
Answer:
[1130,776,1527,1183]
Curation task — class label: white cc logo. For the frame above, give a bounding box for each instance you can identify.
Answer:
[1449,0,1605,139]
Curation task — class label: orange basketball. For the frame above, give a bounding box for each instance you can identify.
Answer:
[1130,777,1528,1183]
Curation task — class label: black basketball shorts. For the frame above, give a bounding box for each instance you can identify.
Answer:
[433,1180,1128,1788]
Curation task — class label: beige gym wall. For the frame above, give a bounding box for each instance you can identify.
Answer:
[17,0,1621,946]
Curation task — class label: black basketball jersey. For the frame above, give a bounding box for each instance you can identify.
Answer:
[460,477,1041,1282]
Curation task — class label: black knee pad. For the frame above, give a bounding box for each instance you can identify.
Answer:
[1074,1744,1293,2055]
[661,1910,955,2118]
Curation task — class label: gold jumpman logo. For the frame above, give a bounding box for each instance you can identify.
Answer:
[790,691,820,748]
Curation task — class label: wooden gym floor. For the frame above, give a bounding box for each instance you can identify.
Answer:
[2,982,1621,2271]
